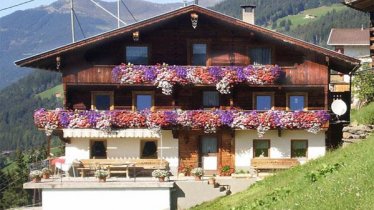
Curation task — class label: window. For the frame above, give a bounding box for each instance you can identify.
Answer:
[291,140,308,158]
[249,48,271,65]
[90,140,107,159]
[201,136,218,154]
[253,92,274,110]
[192,44,207,66]
[133,92,154,111]
[126,46,148,65]
[141,140,158,159]
[287,93,307,111]
[203,91,219,108]
[253,140,270,158]
[91,92,114,110]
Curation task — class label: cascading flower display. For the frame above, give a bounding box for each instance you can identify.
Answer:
[34,109,330,137]
[112,63,281,95]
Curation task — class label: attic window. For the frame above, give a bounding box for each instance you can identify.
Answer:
[126,46,148,65]
[249,48,271,65]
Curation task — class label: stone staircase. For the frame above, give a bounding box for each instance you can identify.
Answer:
[342,124,374,147]
[174,178,257,210]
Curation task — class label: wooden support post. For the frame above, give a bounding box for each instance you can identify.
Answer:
[47,135,51,158]
[370,12,374,67]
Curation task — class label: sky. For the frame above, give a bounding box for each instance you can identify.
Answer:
[0,0,182,17]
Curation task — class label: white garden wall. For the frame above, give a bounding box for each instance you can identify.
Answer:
[235,130,326,171]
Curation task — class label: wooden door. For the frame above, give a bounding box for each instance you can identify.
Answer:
[200,136,218,174]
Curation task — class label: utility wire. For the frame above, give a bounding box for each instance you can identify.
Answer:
[121,0,137,22]
[72,9,86,38]
[0,0,36,12]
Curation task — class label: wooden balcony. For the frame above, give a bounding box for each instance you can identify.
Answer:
[63,62,329,87]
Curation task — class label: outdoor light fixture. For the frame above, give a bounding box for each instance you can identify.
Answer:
[191,13,199,29]
[133,31,139,42]
[56,56,61,70]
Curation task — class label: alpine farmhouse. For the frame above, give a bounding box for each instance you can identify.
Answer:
[15,4,359,210]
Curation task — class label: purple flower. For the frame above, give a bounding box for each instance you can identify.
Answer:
[164,111,178,125]
[112,66,121,82]
[59,112,70,127]
[175,66,187,80]
[208,66,222,81]
[220,111,234,126]
[144,66,157,81]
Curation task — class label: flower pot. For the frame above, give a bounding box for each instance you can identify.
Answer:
[208,178,216,185]
[158,177,165,182]
[194,176,202,181]
[43,174,50,179]
[32,177,41,183]
[99,177,106,182]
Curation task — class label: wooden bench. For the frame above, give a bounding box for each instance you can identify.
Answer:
[77,159,169,177]
[251,158,300,175]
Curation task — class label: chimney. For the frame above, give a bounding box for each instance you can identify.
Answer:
[194,0,199,5]
[241,5,256,25]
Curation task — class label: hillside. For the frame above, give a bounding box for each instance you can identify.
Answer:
[193,136,374,209]
[272,3,346,31]
[0,0,183,90]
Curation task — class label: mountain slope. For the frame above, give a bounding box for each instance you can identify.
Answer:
[0,0,182,90]
[193,136,374,209]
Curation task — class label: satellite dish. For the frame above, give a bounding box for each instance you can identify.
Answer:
[331,99,347,116]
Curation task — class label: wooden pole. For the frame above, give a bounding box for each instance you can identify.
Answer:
[370,12,374,67]
[47,135,51,158]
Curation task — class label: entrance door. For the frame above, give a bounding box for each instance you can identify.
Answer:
[201,136,218,173]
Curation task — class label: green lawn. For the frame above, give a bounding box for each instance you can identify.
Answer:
[192,135,374,210]
[274,4,346,30]
[351,102,374,125]
[36,84,63,100]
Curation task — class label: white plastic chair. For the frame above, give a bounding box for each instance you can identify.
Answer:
[55,161,76,177]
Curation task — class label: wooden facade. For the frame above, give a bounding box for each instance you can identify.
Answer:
[16,5,360,172]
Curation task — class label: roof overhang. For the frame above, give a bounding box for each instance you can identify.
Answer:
[15,5,360,73]
[344,0,374,12]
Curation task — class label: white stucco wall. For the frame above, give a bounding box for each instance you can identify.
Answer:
[42,188,171,210]
[235,130,326,171]
[344,45,370,58]
[64,130,179,174]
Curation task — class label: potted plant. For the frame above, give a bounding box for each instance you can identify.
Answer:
[179,165,193,176]
[152,169,169,182]
[29,170,43,183]
[208,174,216,185]
[95,169,109,182]
[191,167,204,181]
[220,165,234,176]
[41,167,52,179]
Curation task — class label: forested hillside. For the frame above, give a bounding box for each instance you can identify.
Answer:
[0,71,61,150]
[289,8,370,46]
[211,0,341,26]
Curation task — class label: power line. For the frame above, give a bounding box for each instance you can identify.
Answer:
[73,9,86,38]
[0,0,36,12]
[121,0,137,23]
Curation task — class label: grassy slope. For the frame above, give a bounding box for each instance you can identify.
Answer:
[274,4,346,30]
[351,102,374,125]
[36,84,63,100]
[192,136,374,210]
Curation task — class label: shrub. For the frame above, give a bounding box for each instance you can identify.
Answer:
[191,167,204,177]
[351,102,374,125]
[29,170,43,179]
[152,169,170,178]
[94,169,108,179]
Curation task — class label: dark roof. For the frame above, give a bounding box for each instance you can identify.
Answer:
[15,5,360,72]
[327,28,370,46]
[344,0,374,12]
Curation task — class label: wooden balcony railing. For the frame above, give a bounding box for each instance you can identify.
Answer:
[63,62,328,87]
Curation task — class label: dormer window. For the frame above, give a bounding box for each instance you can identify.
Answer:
[249,47,271,65]
[126,46,148,65]
[91,91,114,110]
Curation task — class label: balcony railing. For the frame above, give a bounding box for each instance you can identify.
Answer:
[34,109,330,137]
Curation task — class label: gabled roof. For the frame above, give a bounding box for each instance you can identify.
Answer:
[327,28,370,46]
[344,0,374,12]
[15,5,360,71]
